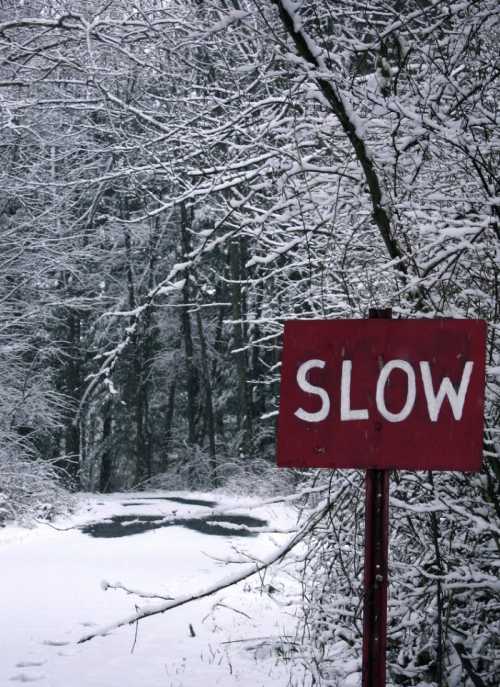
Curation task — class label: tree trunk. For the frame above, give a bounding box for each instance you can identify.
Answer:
[180,202,198,484]
[99,401,112,493]
[162,378,177,470]
[61,311,82,484]
[229,239,253,459]
[211,298,227,442]
[196,311,217,487]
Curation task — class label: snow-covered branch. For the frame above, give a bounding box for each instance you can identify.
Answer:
[78,496,332,643]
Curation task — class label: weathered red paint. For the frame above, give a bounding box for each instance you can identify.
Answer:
[362,468,389,687]
[277,319,486,471]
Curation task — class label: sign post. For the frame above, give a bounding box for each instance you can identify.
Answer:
[362,468,389,687]
[362,308,391,687]
[276,315,486,686]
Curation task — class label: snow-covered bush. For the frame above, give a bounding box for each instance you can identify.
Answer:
[294,470,500,686]
[294,472,365,686]
[138,443,300,497]
[219,458,301,498]
[0,445,73,525]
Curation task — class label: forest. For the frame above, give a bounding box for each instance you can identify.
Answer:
[1,0,499,685]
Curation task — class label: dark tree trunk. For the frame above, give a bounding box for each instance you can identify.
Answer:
[162,378,177,470]
[196,311,217,487]
[60,311,82,484]
[99,401,112,493]
[180,202,198,484]
[211,297,227,442]
[123,221,152,485]
[229,239,253,458]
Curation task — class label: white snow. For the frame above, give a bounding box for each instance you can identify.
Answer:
[0,492,303,687]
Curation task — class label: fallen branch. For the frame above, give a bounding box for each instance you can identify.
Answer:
[100,580,174,601]
[78,497,332,643]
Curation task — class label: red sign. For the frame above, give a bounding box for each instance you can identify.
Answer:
[277,319,486,471]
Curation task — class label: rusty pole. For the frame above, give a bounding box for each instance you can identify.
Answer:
[362,308,391,687]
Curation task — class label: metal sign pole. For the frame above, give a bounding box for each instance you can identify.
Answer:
[362,467,390,686]
[362,308,391,687]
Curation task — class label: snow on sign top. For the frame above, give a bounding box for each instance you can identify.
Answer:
[277,319,487,471]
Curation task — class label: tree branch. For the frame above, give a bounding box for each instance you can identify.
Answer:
[78,497,332,643]
[271,0,407,278]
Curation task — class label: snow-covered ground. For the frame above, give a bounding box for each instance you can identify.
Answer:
[0,492,303,686]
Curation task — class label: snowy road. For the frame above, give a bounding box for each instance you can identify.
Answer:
[0,492,300,687]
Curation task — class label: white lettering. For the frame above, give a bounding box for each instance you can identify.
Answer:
[420,361,473,421]
[340,360,369,420]
[376,360,416,422]
[294,359,330,423]
[293,357,473,425]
